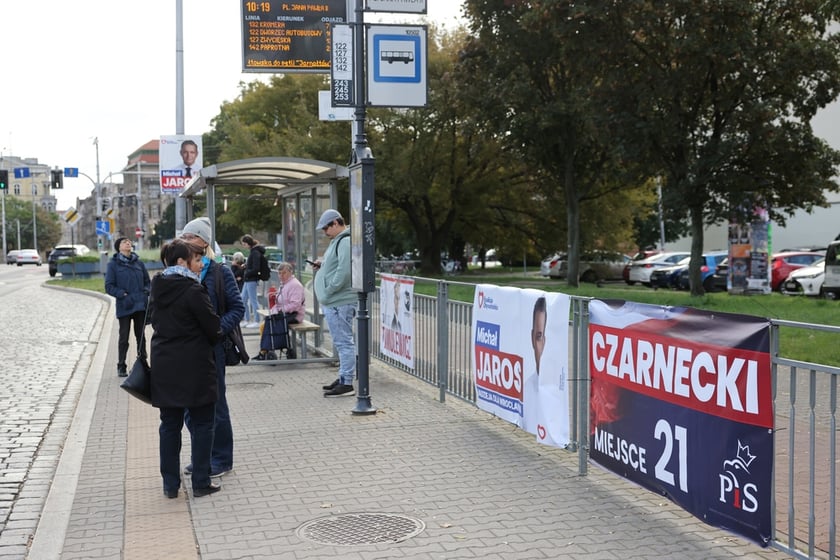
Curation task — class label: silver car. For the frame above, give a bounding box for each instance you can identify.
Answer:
[627,251,691,286]
[541,251,630,283]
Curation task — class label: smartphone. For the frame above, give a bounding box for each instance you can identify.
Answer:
[306,259,317,266]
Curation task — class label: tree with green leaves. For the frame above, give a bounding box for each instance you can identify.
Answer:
[459,0,653,285]
[606,0,840,294]
[3,196,61,254]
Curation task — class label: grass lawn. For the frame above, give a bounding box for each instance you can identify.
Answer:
[50,266,840,367]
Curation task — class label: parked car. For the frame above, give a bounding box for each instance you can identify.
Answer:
[649,257,690,289]
[6,249,21,265]
[821,240,840,299]
[540,251,629,282]
[770,251,825,291]
[711,258,729,291]
[15,249,42,266]
[780,258,828,298]
[623,250,661,284]
[676,251,729,291]
[48,244,91,277]
[627,252,691,286]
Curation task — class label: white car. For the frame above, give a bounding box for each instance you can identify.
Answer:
[15,249,43,266]
[627,251,690,285]
[540,251,629,282]
[780,258,829,298]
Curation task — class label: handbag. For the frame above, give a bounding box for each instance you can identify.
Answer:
[121,356,152,403]
[215,264,250,366]
[120,305,152,403]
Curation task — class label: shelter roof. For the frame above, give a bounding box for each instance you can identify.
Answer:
[180,157,348,199]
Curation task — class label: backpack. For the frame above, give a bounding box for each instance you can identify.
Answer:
[259,253,271,281]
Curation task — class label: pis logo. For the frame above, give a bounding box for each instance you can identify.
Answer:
[718,440,759,513]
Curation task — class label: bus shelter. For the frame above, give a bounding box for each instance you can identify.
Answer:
[180,157,349,343]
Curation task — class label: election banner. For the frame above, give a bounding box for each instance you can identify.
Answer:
[159,135,203,194]
[380,274,414,369]
[472,285,571,447]
[588,300,773,546]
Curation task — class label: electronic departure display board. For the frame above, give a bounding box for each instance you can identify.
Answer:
[242,1,347,72]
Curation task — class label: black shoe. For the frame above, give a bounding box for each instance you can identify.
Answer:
[117,365,127,377]
[255,352,268,361]
[193,482,221,497]
[324,384,355,398]
[164,488,179,499]
[183,464,193,475]
[322,378,340,391]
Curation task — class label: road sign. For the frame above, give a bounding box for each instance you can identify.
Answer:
[366,0,427,13]
[64,167,79,178]
[319,91,355,121]
[63,207,81,226]
[96,220,111,236]
[14,167,31,179]
[331,24,354,106]
[366,25,427,107]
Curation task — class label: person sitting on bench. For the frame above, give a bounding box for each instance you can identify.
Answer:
[257,261,305,360]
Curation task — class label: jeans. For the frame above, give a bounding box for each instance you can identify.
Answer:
[160,402,215,492]
[241,281,258,323]
[324,303,356,385]
[117,310,147,367]
[185,345,234,474]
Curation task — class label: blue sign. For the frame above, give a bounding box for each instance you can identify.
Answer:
[372,34,421,83]
[13,167,31,179]
[64,167,79,178]
[96,221,111,236]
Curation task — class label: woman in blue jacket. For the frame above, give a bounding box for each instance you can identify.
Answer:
[105,237,151,377]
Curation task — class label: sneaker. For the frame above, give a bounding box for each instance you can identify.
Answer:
[324,384,355,397]
[184,464,193,475]
[117,365,127,377]
[322,378,340,391]
[245,322,260,329]
[211,467,232,478]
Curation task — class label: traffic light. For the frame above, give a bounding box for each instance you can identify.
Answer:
[0,169,8,190]
[50,169,64,189]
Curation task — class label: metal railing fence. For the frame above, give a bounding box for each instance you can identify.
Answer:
[368,275,838,560]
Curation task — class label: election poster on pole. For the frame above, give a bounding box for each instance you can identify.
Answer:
[379,274,414,369]
[588,300,773,546]
[471,285,571,448]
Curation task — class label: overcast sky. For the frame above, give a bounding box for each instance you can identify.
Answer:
[3,2,838,209]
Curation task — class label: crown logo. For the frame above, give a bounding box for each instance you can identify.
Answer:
[736,440,756,469]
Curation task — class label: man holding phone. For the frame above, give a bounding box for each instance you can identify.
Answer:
[312,209,356,397]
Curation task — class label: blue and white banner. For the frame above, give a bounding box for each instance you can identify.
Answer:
[472,285,570,448]
[588,300,773,546]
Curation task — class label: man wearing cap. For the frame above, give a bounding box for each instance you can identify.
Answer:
[180,217,245,478]
[105,237,151,377]
[313,209,356,397]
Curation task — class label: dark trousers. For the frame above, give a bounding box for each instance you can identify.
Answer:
[117,310,147,367]
[159,403,215,492]
[185,345,233,473]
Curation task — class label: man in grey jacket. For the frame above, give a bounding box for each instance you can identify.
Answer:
[313,209,356,397]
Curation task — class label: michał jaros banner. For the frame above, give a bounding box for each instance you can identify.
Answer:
[379,274,414,369]
[588,299,773,546]
[472,285,570,448]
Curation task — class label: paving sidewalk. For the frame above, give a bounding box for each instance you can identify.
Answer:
[27,289,796,559]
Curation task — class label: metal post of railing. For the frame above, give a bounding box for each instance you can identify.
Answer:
[577,298,590,476]
[769,322,779,543]
[568,298,580,452]
[437,279,449,403]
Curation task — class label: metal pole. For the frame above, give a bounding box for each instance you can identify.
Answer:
[351,0,376,416]
[136,161,143,251]
[1,190,6,262]
[174,0,187,236]
[31,174,38,251]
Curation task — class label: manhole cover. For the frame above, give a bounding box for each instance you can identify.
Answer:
[227,382,273,391]
[296,513,424,546]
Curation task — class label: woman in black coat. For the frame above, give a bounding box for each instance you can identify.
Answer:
[149,238,222,499]
[104,237,150,377]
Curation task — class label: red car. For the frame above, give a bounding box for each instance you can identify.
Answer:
[771,251,825,291]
